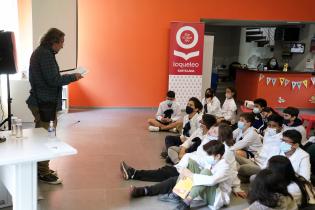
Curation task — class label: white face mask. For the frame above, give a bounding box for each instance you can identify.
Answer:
[270,61,277,67]
[225,93,232,99]
[265,127,277,136]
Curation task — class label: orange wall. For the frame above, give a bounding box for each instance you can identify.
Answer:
[71,0,315,107]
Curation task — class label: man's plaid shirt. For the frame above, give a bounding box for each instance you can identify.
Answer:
[26,45,77,110]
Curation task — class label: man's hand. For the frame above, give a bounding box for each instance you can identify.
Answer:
[74,73,83,81]
[233,191,247,199]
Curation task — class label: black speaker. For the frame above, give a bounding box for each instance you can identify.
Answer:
[0,31,17,74]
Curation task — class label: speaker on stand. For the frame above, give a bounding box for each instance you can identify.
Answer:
[0,31,18,130]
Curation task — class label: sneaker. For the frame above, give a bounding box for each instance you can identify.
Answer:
[38,173,62,185]
[173,201,190,210]
[130,185,146,198]
[158,193,181,204]
[120,161,136,180]
[160,151,168,159]
[49,169,57,176]
[148,126,160,132]
[165,156,174,165]
[169,128,178,133]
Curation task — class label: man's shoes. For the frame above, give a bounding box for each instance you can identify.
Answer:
[120,161,136,180]
[148,126,160,132]
[165,156,174,165]
[173,201,190,210]
[158,193,181,204]
[130,185,146,198]
[49,169,57,176]
[38,173,62,185]
[160,151,168,159]
[169,128,178,133]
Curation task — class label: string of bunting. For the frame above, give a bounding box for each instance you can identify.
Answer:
[259,74,315,90]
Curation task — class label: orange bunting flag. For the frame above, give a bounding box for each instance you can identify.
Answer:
[279,78,285,86]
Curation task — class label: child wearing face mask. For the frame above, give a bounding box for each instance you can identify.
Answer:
[236,114,284,183]
[282,107,307,145]
[148,90,182,132]
[167,114,217,164]
[162,97,203,161]
[218,87,237,124]
[231,113,263,159]
[252,98,267,131]
[201,88,221,117]
[278,129,310,181]
[173,140,236,210]
[260,107,278,133]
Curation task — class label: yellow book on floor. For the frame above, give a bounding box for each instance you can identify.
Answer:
[172,177,193,199]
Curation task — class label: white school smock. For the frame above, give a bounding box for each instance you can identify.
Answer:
[181,128,204,149]
[280,147,311,181]
[175,139,242,194]
[220,98,237,124]
[181,112,202,137]
[254,131,282,169]
[231,127,263,155]
[202,96,222,117]
[192,159,234,210]
[175,133,218,172]
[155,100,181,122]
[283,125,307,145]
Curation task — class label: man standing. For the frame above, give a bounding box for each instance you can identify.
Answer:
[26,28,82,184]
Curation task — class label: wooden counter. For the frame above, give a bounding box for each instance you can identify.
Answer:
[236,69,315,109]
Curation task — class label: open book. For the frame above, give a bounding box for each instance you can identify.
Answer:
[172,176,193,199]
[60,66,88,76]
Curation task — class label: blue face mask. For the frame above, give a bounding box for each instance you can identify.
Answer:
[280,142,292,153]
[253,107,260,114]
[167,100,173,107]
[205,155,218,166]
[237,121,245,130]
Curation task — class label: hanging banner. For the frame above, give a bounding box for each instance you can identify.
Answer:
[271,78,277,86]
[292,81,297,89]
[284,79,290,87]
[297,81,302,90]
[259,74,264,82]
[266,77,271,85]
[168,22,205,108]
[279,77,285,86]
[303,80,308,88]
[311,77,315,85]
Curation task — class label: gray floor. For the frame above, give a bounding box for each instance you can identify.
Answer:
[3,109,249,210]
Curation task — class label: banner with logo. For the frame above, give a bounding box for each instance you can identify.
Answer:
[168,22,205,108]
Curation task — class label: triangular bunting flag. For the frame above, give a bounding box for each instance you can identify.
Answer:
[311,77,315,85]
[303,80,308,88]
[279,77,285,86]
[284,79,290,87]
[297,81,302,90]
[259,74,265,82]
[271,78,277,86]
[266,77,271,85]
[292,81,297,89]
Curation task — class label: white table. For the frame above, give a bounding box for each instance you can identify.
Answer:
[0,128,77,210]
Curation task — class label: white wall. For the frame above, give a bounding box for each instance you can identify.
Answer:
[32,0,77,71]
[273,25,315,71]
[206,26,241,67]
[238,28,274,68]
